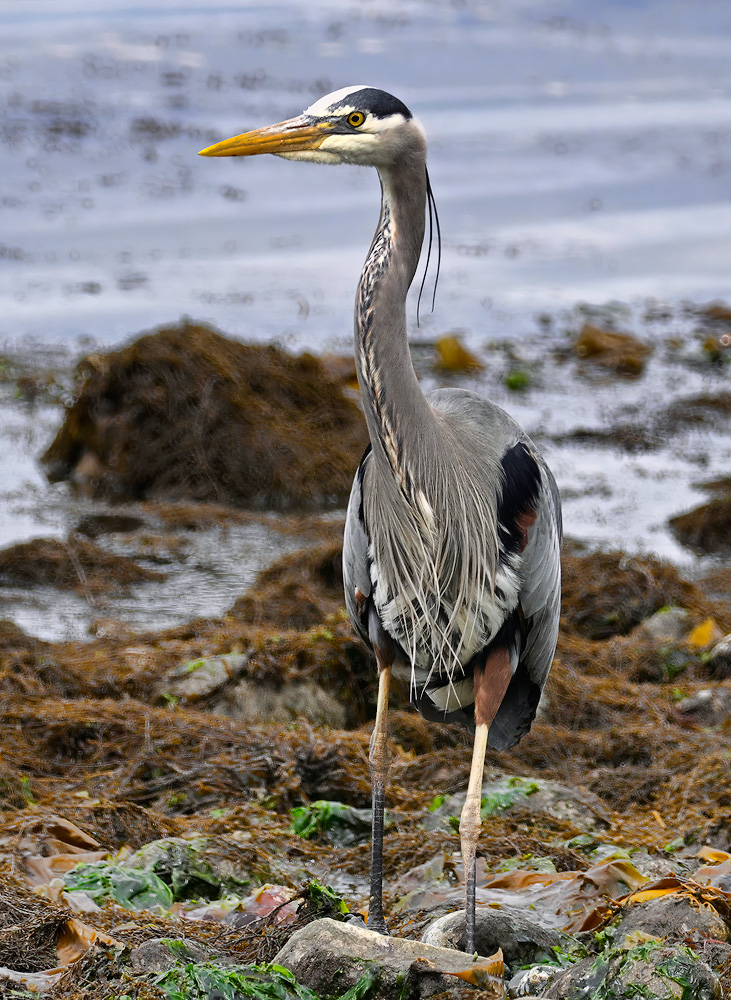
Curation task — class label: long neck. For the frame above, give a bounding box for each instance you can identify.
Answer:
[355,159,437,489]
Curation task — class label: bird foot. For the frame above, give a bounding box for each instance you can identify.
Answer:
[367,916,390,936]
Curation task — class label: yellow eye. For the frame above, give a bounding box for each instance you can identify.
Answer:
[348,111,365,128]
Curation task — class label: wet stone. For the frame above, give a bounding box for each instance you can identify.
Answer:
[212,678,346,729]
[130,936,215,974]
[544,943,722,999]
[676,687,731,727]
[707,634,731,678]
[424,775,609,833]
[274,917,501,1000]
[612,893,729,947]
[162,653,251,702]
[639,606,691,646]
[422,906,562,967]
[508,965,560,998]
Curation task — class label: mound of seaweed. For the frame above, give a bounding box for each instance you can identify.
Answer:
[0,535,163,597]
[41,322,368,509]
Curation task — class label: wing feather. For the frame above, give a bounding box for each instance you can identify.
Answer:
[343,446,373,647]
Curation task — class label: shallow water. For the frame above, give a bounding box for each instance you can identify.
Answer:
[0,0,730,640]
[2,0,731,350]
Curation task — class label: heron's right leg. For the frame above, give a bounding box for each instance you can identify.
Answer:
[368,658,391,935]
[460,652,513,954]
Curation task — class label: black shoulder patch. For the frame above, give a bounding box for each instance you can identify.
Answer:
[497,441,541,558]
[356,443,372,526]
[331,87,412,120]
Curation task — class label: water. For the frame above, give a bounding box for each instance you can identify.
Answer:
[1,0,731,349]
[0,0,729,639]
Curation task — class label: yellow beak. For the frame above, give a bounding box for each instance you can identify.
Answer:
[199,117,333,157]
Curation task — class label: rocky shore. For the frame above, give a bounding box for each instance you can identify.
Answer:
[0,318,730,999]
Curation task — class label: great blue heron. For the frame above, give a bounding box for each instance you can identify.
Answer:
[200,85,562,955]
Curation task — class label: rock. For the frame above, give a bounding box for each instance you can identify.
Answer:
[424,775,609,834]
[669,495,731,556]
[422,907,562,967]
[507,965,560,998]
[163,653,250,702]
[212,678,346,729]
[40,321,368,509]
[639,607,691,645]
[573,323,651,376]
[130,937,214,974]
[707,634,731,678]
[545,943,721,999]
[612,893,728,947]
[700,940,731,977]
[676,687,731,727]
[274,917,504,1000]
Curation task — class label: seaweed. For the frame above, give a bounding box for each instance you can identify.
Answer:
[40,322,368,509]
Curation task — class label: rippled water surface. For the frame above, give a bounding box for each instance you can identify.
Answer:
[1,0,729,638]
[2,0,731,347]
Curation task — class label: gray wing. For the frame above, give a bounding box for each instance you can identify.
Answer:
[519,455,562,690]
[343,445,373,648]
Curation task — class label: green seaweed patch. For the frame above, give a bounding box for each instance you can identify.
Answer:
[290,800,387,847]
[155,962,375,1000]
[63,860,174,910]
[155,962,319,1000]
[579,940,715,1000]
[307,879,349,916]
[480,776,539,817]
[504,370,531,391]
[125,837,248,901]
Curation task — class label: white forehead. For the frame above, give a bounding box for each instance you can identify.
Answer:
[304,85,372,117]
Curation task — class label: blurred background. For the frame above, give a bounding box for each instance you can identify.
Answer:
[1,0,730,638]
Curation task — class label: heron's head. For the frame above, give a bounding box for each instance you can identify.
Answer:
[199,85,425,169]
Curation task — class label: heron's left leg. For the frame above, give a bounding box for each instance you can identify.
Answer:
[460,650,513,954]
[368,656,392,935]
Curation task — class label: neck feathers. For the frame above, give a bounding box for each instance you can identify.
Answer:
[355,161,432,490]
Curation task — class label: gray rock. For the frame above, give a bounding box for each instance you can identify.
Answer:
[164,653,250,701]
[544,944,721,999]
[424,775,609,833]
[422,907,561,967]
[707,634,731,677]
[508,965,560,998]
[639,607,691,645]
[612,893,728,946]
[676,686,731,726]
[700,940,731,975]
[274,917,503,1000]
[130,937,215,974]
[213,678,346,728]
